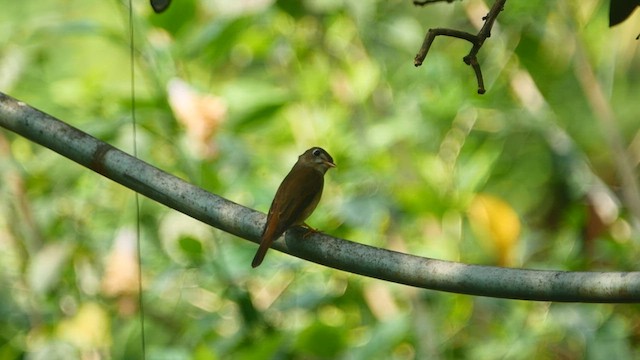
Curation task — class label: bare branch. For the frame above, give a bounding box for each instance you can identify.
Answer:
[463,54,486,94]
[414,28,478,67]
[413,0,458,6]
[414,0,507,94]
[2,91,640,303]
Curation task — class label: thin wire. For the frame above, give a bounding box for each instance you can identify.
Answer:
[127,0,146,357]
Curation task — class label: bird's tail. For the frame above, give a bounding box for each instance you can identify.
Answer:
[251,236,273,268]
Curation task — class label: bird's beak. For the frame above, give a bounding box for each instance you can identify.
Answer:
[324,161,336,168]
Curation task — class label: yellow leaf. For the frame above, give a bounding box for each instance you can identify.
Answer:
[468,194,521,266]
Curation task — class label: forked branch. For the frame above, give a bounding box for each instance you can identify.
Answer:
[414,0,507,94]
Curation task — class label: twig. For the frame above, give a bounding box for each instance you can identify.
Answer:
[463,54,485,94]
[413,0,457,6]
[414,0,507,94]
[3,92,640,303]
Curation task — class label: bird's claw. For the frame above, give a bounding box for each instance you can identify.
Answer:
[302,223,320,238]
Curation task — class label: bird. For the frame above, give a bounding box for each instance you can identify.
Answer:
[251,147,335,268]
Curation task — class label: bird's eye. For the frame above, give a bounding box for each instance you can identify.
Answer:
[312,149,322,157]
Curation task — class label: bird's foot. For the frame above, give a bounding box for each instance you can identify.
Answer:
[301,223,320,238]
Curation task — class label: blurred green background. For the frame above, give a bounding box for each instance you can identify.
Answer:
[1,0,640,358]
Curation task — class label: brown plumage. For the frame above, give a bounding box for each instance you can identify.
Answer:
[251,147,335,268]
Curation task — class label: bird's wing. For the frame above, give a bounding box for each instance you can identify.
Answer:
[270,166,324,238]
